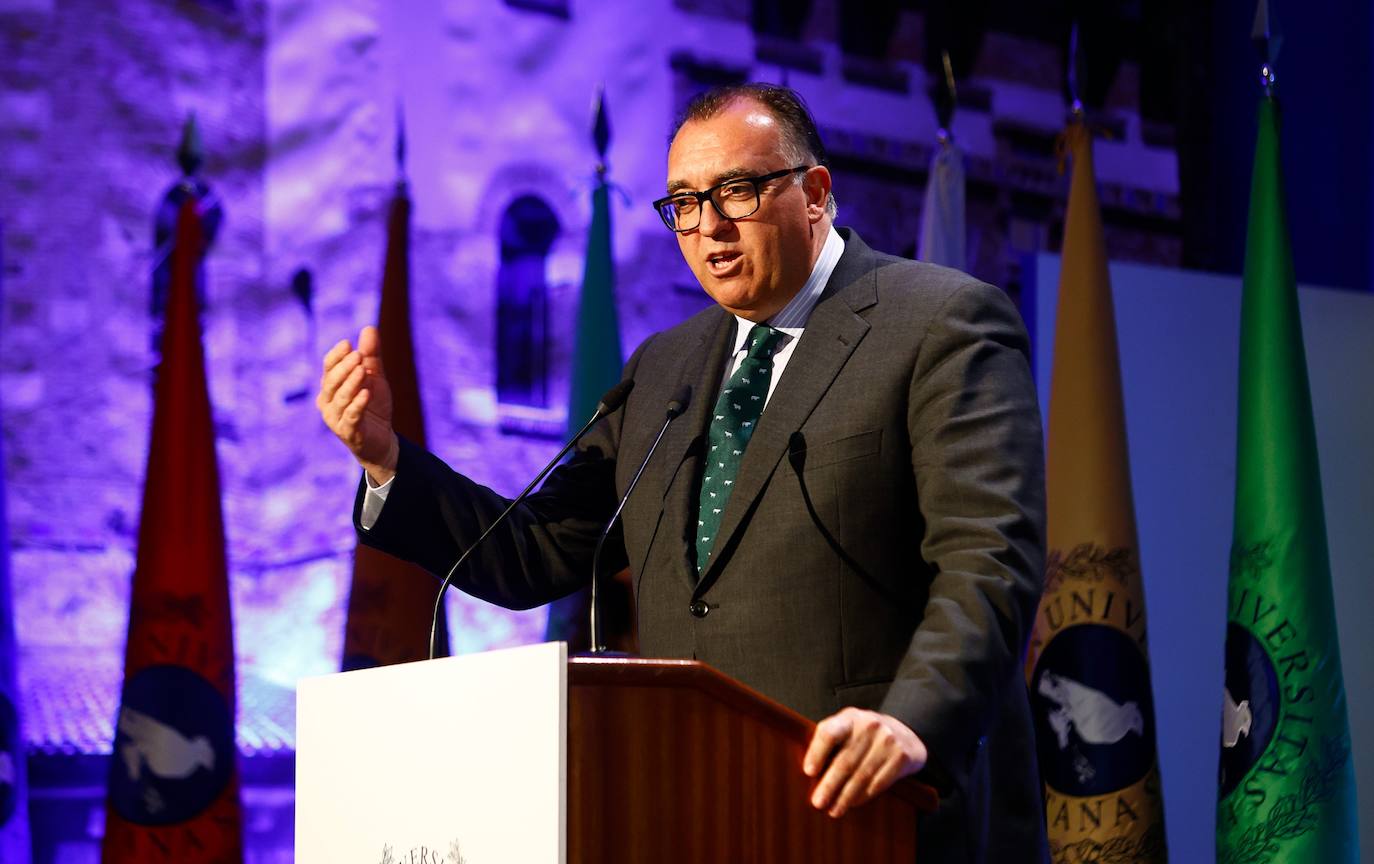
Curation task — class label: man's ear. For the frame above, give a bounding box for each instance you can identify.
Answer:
[804,166,832,222]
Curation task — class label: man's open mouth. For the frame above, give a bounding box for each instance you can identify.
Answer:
[707,251,742,274]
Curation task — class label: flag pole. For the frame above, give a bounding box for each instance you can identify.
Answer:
[394,97,408,183]
[1067,20,1084,117]
[1251,0,1280,99]
[936,48,957,142]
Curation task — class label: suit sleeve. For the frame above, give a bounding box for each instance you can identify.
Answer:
[878,278,1046,794]
[350,342,649,610]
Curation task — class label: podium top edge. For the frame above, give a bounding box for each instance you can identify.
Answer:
[569,655,810,737]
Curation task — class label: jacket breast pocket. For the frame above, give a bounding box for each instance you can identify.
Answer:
[791,429,882,472]
[832,678,893,713]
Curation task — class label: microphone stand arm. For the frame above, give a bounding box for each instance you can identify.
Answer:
[589,409,676,654]
[428,405,611,660]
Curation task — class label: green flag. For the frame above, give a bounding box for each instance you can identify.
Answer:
[565,178,623,438]
[1216,95,1360,864]
[544,175,622,645]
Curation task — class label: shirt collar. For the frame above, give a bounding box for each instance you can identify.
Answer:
[730,226,845,353]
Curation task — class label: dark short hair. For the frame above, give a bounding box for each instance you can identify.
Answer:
[674,83,828,167]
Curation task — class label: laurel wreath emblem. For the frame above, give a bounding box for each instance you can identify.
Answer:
[1220,736,1348,864]
[1048,821,1165,863]
[1228,541,1274,582]
[1044,543,1138,594]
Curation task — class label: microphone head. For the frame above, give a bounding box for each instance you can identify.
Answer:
[596,380,635,415]
[666,384,692,418]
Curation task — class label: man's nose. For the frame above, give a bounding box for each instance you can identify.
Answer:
[698,200,731,237]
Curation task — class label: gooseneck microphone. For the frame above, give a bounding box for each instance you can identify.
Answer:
[588,384,691,654]
[427,379,635,660]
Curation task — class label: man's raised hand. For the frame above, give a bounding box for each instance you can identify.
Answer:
[316,326,399,484]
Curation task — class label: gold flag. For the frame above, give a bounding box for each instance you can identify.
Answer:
[1025,121,1167,863]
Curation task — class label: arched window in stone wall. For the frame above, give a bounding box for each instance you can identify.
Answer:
[496,195,560,408]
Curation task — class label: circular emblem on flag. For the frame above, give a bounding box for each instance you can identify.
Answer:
[1030,624,1156,796]
[0,694,18,826]
[108,665,233,825]
[1218,622,1279,798]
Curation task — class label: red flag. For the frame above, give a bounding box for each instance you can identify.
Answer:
[102,199,242,862]
[341,183,449,669]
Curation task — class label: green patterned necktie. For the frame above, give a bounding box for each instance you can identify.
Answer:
[695,324,785,573]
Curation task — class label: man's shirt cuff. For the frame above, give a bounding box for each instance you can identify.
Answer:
[359,472,394,530]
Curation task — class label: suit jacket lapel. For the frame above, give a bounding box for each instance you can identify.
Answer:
[656,308,736,589]
[694,230,879,595]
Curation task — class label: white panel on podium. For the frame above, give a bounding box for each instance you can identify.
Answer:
[296,641,568,863]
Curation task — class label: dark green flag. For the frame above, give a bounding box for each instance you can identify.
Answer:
[1216,95,1359,864]
[565,179,623,439]
[544,176,622,644]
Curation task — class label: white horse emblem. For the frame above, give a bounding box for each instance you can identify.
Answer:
[1038,672,1144,749]
[1221,687,1253,748]
[117,706,216,782]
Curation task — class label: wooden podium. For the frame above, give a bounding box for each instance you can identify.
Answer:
[297,642,936,863]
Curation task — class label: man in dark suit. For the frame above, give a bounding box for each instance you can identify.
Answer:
[318,83,1047,862]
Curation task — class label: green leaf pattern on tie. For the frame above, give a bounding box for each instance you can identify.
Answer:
[695,324,784,573]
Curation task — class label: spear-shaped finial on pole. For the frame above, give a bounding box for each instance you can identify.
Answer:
[1251,0,1281,96]
[395,98,408,182]
[591,85,611,180]
[177,112,204,178]
[1067,20,1084,117]
[935,48,958,143]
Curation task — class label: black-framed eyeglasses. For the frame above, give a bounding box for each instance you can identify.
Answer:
[653,166,811,233]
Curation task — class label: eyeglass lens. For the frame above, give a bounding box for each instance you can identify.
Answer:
[661,180,760,232]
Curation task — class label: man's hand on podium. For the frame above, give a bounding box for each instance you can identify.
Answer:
[802,708,928,819]
[318,325,399,485]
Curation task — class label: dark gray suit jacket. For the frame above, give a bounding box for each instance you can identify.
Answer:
[357,229,1049,863]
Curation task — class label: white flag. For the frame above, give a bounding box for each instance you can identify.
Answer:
[917,139,966,271]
